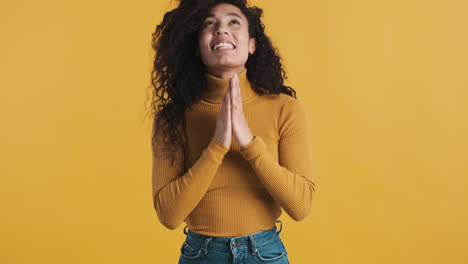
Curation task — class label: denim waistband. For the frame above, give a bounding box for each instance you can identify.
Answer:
[182,220,283,255]
[183,220,283,237]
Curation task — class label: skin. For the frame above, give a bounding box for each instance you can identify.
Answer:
[197,3,256,149]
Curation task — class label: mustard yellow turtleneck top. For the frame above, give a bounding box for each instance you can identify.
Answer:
[152,67,316,237]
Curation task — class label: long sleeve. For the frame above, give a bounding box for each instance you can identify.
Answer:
[152,130,229,230]
[239,99,316,221]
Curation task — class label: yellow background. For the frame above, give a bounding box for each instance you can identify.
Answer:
[1,0,467,263]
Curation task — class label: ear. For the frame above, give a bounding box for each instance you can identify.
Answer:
[249,38,256,55]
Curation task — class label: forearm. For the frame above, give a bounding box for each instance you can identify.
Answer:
[153,137,229,229]
[240,136,316,221]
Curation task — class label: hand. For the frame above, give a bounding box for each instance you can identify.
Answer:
[213,80,232,148]
[229,73,254,148]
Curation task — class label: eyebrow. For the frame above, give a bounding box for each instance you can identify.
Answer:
[205,13,243,20]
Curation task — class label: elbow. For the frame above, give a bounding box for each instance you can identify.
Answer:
[155,209,182,230]
[159,217,181,230]
[290,209,310,221]
[290,186,315,221]
[286,200,311,221]
[153,198,182,230]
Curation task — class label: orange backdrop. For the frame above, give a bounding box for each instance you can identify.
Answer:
[1,0,467,263]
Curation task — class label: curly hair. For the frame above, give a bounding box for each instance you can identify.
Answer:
[149,0,297,167]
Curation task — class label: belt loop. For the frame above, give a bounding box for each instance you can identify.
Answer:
[276,220,283,234]
[248,235,258,255]
[201,237,212,254]
[183,225,188,235]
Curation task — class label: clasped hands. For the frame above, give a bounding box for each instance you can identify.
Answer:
[213,73,254,149]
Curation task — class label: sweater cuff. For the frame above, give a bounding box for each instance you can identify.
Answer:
[240,136,266,160]
[205,137,229,163]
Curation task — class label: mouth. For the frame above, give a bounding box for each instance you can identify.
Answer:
[212,48,235,52]
[211,42,236,51]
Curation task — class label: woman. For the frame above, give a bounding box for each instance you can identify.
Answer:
[150,0,316,263]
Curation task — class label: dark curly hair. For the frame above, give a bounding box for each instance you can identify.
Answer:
[148,0,297,167]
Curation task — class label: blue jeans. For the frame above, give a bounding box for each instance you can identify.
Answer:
[178,220,289,264]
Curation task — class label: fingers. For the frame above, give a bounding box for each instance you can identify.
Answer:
[235,73,240,97]
[231,73,239,97]
[229,75,235,97]
[223,87,230,122]
[226,83,231,122]
[230,74,239,112]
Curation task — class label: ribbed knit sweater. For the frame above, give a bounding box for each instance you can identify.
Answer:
[152,67,316,237]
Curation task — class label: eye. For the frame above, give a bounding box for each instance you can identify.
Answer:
[203,21,214,27]
[202,19,239,28]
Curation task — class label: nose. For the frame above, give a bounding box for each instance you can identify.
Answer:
[215,30,227,35]
[215,24,228,35]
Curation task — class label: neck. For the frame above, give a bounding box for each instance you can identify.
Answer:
[205,66,245,79]
[201,67,258,104]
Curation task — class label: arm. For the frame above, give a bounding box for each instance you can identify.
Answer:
[239,99,316,221]
[151,129,229,230]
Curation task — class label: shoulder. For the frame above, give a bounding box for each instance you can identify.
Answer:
[258,93,302,107]
[254,93,308,119]
[274,95,310,137]
[274,94,307,116]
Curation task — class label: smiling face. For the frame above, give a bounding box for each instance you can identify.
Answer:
[198,3,256,76]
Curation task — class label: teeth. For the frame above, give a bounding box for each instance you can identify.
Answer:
[213,42,234,50]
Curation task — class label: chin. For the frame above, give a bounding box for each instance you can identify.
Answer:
[209,63,245,70]
[207,60,241,67]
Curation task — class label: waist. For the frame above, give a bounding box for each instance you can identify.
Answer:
[185,201,282,236]
[185,224,280,251]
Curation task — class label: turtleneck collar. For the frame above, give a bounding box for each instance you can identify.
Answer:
[201,67,258,104]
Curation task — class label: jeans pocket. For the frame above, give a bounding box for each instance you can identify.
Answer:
[180,240,204,259]
[254,237,288,263]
